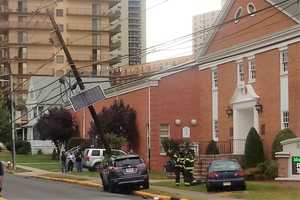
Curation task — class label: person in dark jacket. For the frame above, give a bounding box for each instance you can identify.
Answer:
[60,151,67,173]
[75,152,83,172]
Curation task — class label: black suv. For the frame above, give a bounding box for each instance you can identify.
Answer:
[100,155,149,192]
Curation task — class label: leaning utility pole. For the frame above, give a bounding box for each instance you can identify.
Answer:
[47,11,111,155]
[10,73,16,170]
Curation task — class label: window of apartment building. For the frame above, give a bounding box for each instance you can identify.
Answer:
[18,0,27,12]
[159,124,170,155]
[18,47,27,59]
[92,18,101,31]
[248,59,256,82]
[282,111,289,129]
[280,49,288,74]
[0,34,6,42]
[56,55,64,64]
[56,9,63,17]
[92,49,100,62]
[18,31,27,44]
[92,4,101,15]
[92,34,101,46]
[58,24,64,32]
[0,49,7,59]
[212,69,218,89]
[237,62,244,83]
[18,62,27,74]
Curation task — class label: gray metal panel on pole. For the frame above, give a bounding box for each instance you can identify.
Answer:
[10,74,16,170]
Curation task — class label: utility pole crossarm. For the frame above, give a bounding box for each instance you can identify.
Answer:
[47,11,111,155]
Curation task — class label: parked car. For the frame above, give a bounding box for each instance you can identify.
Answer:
[83,148,127,171]
[206,159,246,192]
[0,161,4,192]
[100,154,149,193]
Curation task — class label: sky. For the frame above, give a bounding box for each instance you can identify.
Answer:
[146,0,222,61]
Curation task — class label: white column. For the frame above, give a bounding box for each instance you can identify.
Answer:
[253,106,259,134]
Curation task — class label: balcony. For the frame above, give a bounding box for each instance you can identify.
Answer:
[111,32,121,43]
[67,23,110,32]
[71,53,92,62]
[109,0,121,9]
[110,23,121,35]
[0,21,51,30]
[66,8,109,17]
[110,40,121,51]
[109,4,121,21]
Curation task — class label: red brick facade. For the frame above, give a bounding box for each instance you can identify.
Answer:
[72,0,300,171]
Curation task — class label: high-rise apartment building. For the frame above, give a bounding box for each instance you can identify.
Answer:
[109,0,146,68]
[0,0,110,128]
[192,10,220,56]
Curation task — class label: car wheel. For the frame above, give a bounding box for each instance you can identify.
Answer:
[142,179,149,189]
[240,183,247,191]
[206,185,214,192]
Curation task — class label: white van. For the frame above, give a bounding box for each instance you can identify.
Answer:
[82,148,127,171]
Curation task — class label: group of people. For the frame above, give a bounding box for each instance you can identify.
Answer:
[171,149,196,186]
[60,151,83,173]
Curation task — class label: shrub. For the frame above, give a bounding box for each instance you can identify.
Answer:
[206,140,220,155]
[37,149,43,155]
[67,137,91,151]
[104,133,127,149]
[257,160,278,180]
[244,167,264,180]
[15,140,31,154]
[162,138,181,158]
[51,148,58,160]
[244,127,265,168]
[272,128,296,158]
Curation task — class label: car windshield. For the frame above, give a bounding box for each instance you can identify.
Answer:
[115,157,141,167]
[209,160,241,172]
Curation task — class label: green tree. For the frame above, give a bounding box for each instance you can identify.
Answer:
[272,128,296,158]
[0,92,11,148]
[244,127,265,168]
[88,100,138,150]
[206,140,220,155]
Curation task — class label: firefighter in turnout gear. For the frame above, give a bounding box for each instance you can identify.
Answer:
[183,150,195,186]
[173,151,184,186]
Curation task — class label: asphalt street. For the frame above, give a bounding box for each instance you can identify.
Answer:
[2,174,145,200]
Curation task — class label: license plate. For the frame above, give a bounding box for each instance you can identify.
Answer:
[223,182,231,186]
[125,168,134,173]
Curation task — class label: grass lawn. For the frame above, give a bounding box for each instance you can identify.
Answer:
[149,170,169,180]
[152,180,300,200]
[152,180,206,192]
[0,151,57,164]
[229,181,300,200]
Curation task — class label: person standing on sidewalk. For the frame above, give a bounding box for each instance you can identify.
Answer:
[60,151,67,173]
[183,150,195,186]
[75,152,83,172]
[173,151,184,186]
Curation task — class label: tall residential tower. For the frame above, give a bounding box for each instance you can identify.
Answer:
[109,0,146,68]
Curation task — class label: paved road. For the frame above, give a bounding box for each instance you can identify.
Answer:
[2,174,144,200]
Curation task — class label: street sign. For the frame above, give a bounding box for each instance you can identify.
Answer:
[292,156,300,175]
[69,85,105,111]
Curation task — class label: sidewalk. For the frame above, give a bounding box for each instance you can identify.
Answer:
[13,164,239,200]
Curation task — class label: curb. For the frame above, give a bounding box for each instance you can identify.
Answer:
[33,175,101,188]
[27,175,189,200]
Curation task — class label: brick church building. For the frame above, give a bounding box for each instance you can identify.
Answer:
[73,0,300,171]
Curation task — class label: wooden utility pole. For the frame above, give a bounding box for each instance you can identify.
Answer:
[47,12,111,155]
